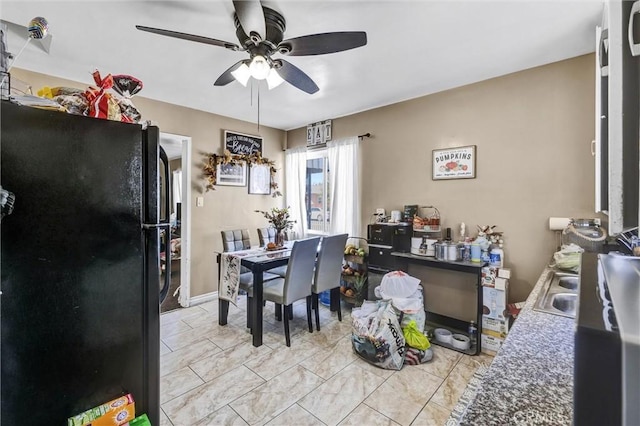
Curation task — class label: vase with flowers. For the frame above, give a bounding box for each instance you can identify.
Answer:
[255,207,295,248]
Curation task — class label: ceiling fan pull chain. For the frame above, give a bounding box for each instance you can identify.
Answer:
[257,82,261,132]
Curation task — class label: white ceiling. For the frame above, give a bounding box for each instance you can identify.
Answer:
[3,0,603,131]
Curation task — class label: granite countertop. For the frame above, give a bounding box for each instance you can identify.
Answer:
[460,267,575,425]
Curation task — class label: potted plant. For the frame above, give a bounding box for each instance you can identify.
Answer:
[255,207,295,247]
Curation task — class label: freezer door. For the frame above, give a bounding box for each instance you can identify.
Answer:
[1,102,158,425]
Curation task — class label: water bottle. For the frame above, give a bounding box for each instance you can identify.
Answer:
[468,320,478,348]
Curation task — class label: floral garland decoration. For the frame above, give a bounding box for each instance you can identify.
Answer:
[203,149,282,197]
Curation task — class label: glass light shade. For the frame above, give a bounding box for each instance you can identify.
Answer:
[231,63,251,86]
[249,55,270,80]
[266,68,284,90]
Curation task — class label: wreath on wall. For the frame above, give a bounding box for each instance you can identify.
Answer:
[203,149,282,197]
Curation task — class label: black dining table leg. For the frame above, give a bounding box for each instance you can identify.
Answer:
[252,268,264,347]
[217,253,229,325]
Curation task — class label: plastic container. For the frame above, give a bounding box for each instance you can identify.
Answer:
[319,290,331,306]
[490,247,504,267]
[434,328,452,344]
[470,243,481,263]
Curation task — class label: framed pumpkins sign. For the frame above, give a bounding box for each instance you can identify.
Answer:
[432,145,476,180]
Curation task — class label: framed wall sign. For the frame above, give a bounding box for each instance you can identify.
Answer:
[216,161,247,186]
[306,120,332,147]
[248,163,271,195]
[224,130,262,155]
[432,145,476,180]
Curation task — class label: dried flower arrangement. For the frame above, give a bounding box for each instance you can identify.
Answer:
[255,207,295,232]
[203,149,282,197]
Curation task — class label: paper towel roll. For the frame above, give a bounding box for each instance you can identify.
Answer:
[549,217,571,231]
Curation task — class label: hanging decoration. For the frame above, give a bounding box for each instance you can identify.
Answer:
[203,149,281,197]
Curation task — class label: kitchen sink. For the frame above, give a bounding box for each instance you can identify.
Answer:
[551,293,577,316]
[533,270,579,318]
[557,276,579,290]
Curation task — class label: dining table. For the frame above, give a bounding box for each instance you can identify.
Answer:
[216,243,341,347]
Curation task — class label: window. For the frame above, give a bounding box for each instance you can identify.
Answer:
[306,150,331,233]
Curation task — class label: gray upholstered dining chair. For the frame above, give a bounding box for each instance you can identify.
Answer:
[257,227,277,247]
[221,229,279,328]
[257,227,288,278]
[312,233,349,330]
[262,236,321,347]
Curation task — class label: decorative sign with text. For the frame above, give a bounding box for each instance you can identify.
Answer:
[432,145,476,180]
[225,130,262,155]
[306,120,332,147]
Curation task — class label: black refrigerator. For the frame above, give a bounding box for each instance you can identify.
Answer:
[0,101,170,425]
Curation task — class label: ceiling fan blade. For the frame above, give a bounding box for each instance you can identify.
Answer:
[279,32,367,56]
[233,0,266,41]
[275,60,319,94]
[135,25,240,50]
[214,60,246,86]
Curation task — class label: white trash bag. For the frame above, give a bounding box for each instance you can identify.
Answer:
[374,271,426,332]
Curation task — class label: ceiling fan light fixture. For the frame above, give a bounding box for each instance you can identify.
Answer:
[249,55,271,80]
[266,68,284,90]
[231,63,251,86]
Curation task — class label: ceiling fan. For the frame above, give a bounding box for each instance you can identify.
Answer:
[136,0,367,94]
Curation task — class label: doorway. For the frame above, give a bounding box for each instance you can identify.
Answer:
[159,132,192,312]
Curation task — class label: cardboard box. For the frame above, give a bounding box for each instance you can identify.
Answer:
[481,266,498,286]
[481,333,504,355]
[68,394,135,426]
[498,268,512,279]
[482,316,510,338]
[482,284,508,321]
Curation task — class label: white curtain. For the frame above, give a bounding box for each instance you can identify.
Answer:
[328,136,360,238]
[285,147,308,238]
[172,169,182,214]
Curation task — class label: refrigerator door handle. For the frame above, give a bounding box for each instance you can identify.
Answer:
[158,146,172,303]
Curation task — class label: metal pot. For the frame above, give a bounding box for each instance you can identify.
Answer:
[434,242,448,260]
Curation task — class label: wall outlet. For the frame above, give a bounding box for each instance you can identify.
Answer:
[375,208,385,215]
[593,218,601,226]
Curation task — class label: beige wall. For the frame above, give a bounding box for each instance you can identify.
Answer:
[288,54,598,302]
[12,68,286,299]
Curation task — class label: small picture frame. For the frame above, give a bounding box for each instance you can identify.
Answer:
[432,145,476,180]
[216,161,247,186]
[248,163,271,195]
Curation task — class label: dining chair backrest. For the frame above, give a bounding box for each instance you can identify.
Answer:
[257,227,277,247]
[221,229,251,252]
[282,237,321,305]
[313,233,349,293]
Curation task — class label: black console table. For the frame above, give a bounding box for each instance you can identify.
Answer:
[391,252,485,355]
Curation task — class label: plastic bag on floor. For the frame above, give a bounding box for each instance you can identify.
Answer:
[374,271,426,332]
[403,320,430,350]
[404,347,433,365]
[351,300,406,370]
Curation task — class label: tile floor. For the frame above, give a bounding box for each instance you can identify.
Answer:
[159,297,494,426]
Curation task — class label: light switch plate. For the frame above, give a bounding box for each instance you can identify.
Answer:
[196,197,204,207]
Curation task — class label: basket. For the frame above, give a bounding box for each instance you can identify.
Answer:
[562,222,607,253]
[413,206,441,231]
